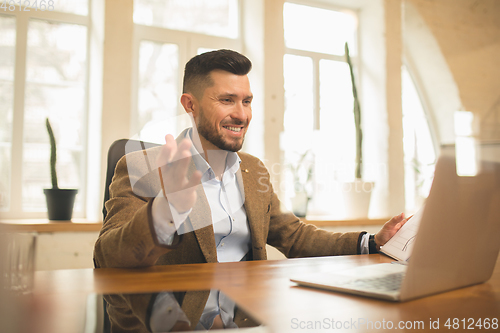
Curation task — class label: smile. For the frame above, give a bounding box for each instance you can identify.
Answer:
[223,126,242,133]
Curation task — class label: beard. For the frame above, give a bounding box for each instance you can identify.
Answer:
[196,109,247,152]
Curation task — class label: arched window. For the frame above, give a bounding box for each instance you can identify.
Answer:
[402,65,437,213]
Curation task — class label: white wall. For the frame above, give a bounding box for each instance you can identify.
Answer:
[35,232,99,270]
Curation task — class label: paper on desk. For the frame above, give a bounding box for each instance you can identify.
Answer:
[380,207,424,262]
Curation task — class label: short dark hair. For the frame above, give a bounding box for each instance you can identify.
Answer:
[183,49,252,98]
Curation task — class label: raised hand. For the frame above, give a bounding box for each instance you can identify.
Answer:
[156,135,202,213]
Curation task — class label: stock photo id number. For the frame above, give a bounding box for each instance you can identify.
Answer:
[1,0,55,11]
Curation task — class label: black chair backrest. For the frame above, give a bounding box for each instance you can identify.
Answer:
[102,139,161,220]
[100,139,160,332]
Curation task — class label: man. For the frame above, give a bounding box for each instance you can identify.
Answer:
[94,49,408,331]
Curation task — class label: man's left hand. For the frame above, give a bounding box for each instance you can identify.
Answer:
[374,213,412,250]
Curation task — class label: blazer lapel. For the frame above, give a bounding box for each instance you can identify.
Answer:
[189,183,217,263]
[238,160,266,258]
[180,290,211,329]
[176,129,217,263]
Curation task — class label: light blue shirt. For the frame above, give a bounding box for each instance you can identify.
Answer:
[150,128,251,330]
[190,138,251,263]
[152,128,251,261]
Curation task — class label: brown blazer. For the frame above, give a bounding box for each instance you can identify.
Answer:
[94,129,365,330]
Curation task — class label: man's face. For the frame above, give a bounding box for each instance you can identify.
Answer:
[194,70,253,152]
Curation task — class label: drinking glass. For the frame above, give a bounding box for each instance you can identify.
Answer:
[1,232,37,294]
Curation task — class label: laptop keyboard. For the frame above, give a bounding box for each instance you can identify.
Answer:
[348,272,405,292]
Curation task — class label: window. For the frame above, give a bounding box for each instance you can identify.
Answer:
[283,2,356,56]
[134,0,239,39]
[132,0,242,143]
[0,15,16,211]
[402,65,436,213]
[0,4,89,218]
[282,2,358,217]
[136,41,179,143]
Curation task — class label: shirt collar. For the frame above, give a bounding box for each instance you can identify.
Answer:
[186,128,241,180]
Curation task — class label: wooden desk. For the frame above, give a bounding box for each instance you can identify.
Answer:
[33,254,500,332]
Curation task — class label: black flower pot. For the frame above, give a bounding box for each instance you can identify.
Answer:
[43,188,78,221]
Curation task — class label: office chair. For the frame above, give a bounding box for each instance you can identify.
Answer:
[99,138,161,333]
[102,139,161,219]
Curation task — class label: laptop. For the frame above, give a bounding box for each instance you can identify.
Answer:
[291,155,500,301]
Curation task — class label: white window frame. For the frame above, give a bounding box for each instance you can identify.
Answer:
[283,2,360,131]
[402,61,439,153]
[131,1,243,140]
[2,6,90,219]
[281,1,361,212]
[401,61,439,213]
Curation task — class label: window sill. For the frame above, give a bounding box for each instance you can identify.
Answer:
[300,217,388,227]
[0,219,103,233]
[0,217,388,233]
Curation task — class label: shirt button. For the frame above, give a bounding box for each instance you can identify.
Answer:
[221,243,225,246]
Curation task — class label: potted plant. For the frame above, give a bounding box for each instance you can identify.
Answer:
[342,43,374,219]
[43,118,78,221]
[288,150,314,217]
